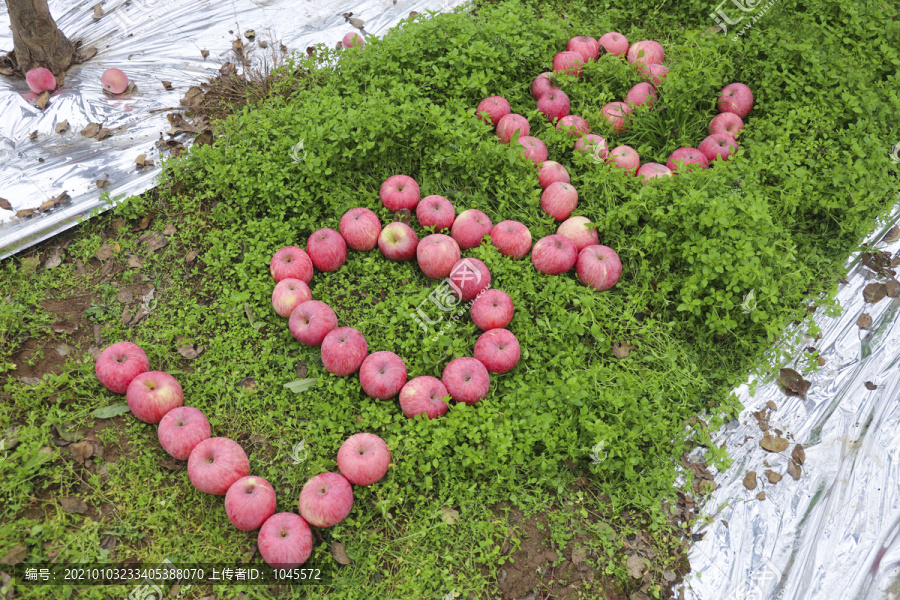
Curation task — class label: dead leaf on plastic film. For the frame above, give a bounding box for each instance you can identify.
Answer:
[331,541,352,565]
[181,86,205,107]
[161,80,173,90]
[864,381,878,390]
[0,198,11,210]
[135,154,154,169]
[760,433,789,453]
[864,282,887,304]
[765,469,783,484]
[787,459,802,480]
[777,368,811,398]
[220,62,236,77]
[16,208,36,218]
[96,175,110,189]
[55,120,69,134]
[791,444,805,465]
[857,313,873,329]
[883,225,900,244]
[612,341,635,358]
[885,279,900,298]
[35,91,50,110]
[742,471,757,490]
[81,123,101,138]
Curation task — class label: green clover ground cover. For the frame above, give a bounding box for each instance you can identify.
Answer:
[1,0,899,598]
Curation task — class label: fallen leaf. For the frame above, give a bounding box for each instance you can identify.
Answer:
[162,223,177,236]
[765,400,777,411]
[765,469,782,484]
[69,441,93,464]
[55,120,69,134]
[331,541,352,565]
[161,80,172,90]
[91,404,131,419]
[135,212,153,231]
[777,368,811,399]
[349,17,365,29]
[176,342,205,360]
[626,554,648,578]
[135,154,153,168]
[865,381,878,390]
[95,244,115,261]
[886,279,900,298]
[201,49,209,58]
[144,233,169,252]
[0,545,27,565]
[95,128,112,141]
[760,433,789,453]
[55,344,68,357]
[81,123,101,138]
[857,313,873,329]
[787,458,802,480]
[258,40,268,49]
[185,250,199,263]
[0,198,11,210]
[756,491,766,501]
[50,321,76,334]
[96,175,109,189]
[35,91,50,110]
[244,29,256,40]
[572,545,587,566]
[232,39,244,54]
[100,535,117,552]
[181,86,205,107]
[60,496,88,514]
[116,290,133,304]
[220,62,236,76]
[283,378,318,393]
[55,423,83,442]
[883,225,900,243]
[124,255,140,269]
[92,3,103,18]
[612,341,635,358]
[864,282,887,304]
[742,471,757,490]
[296,360,308,378]
[791,444,805,465]
[16,208,35,218]
[44,251,62,269]
[439,506,460,525]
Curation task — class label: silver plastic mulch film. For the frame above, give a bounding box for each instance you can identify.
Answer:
[681,206,900,600]
[0,0,465,259]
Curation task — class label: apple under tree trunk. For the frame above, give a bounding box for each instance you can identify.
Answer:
[4,0,75,76]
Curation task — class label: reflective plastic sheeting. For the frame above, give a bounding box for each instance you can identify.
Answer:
[0,0,466,259]
[681,206,900,600]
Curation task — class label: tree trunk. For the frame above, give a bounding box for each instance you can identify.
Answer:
[5,0,74,76]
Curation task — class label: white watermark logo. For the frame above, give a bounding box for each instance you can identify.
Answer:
[0,439,8,463]
[412,259,491,341]
[589,440,608,465]
[127,558,176,599]
[442,590,457,600]
[589,140,608,164]
[741,288,758,314]
[891,142,900,165]
[709,0,779,39]
[725,557,785,600]
[290,139,308,164]
[288,439,309,464]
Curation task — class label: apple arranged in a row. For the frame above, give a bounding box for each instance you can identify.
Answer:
[24,67,130,96]
[94,341,392,568]
[481,32,755,183]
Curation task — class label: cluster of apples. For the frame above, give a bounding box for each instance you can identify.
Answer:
[94,342,389,568]
[478,33,754,185]
[269,178,529,416]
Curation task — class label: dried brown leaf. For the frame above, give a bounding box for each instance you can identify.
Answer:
[765,469,782,484]
[201,49,209,58]
[612,341,635,359]
[857,313,873,329]
[135,212,153,231]
[55,120,69,134]
[116,290,133,304]
[0,198,11,210]
[92,4,104,18]
[864,282,887,304]
[185,250,199,263]
[126,255,142,269]
[439,506,460,525]
[96,175,109,189]
[331,541,352,565]
[817,356,826,367]
[94,244,115,261]
[95,128,112,141]
[181,86,205,107]
[69,440,93,464]
[44,251,62,269]
[35,91,50,110]
[760,433,789,453]
[626,554,648,578]
[176,342,205,360]
[50,321,76,334]
[766,400,777,411]
[220,62,236,76]
[144,233,169,252]
[778,368,811,398]
[0,545,27,565]
[60,496,88,514]
[163,223,177,236]
[883,225,900,243]
[756,491,766,501]
[791,444,805,465]
[161,80,173,90]
[81,123,101,138]
[865,381,878,390]
[787,458,802,480]
[742,471,757,490]
[886,279,900,298]
[16,208,35,218]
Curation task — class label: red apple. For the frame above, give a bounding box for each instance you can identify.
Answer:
[26,67,56,94]
[531,235,578,275]
[187,437,250,495]
[709,112,745,139]
[126,371,183,424]
[289,300,338,346]
[577,245,622,291]
[474,328,520,374]
[557,216,598,251]
[567,36,600,63]
[667,147,709,173]
[225,476,277,531]
[637,162,673,184]
[270,246,313,284]
[101,68,129,94]
[451,209,492,250]
[574,134,608,160]
[399,376,449,419]
[95,341,149,394]
[601,102,632,133]
[342,32,365,49]
[380,174,421,212]
[378,222,419,261]
[417,195,455,230]
[531,71,558,100]
[339,208,381,251]
[598,32,629,56]
[699,134,739,162]
[157,406,211,461]
[552,51,584,77]
[337,433,390,486]
[298,472,353,528]
[641,63,670,87]
[541,182,578,221]
[417,233,461,279]
[477,96,511,126]
[442,357,490,405]
[717,82,754,118]
[606,145,640,175]
[537,161,571,189]
[517,136,548,166]
[272,278,312,318]
[625,82,657,109]
[556,115,590,138]
[470,289,514,331]
[537,89,570,123]
[307,228,347,272]
[321,327,368,376]
[496,114,530,144]
[449,258,491,301]
[490,221,532,259]
[359,351,407,399]
[626,40,664,65]
[258,513,312,568]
